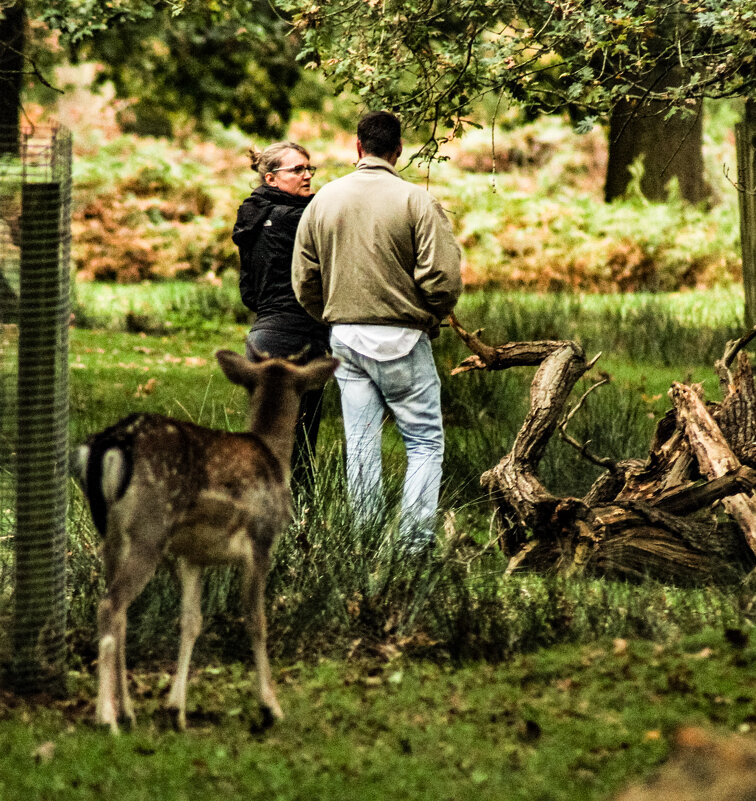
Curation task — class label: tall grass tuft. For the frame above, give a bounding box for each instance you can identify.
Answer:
[424,567,749,662]
[64,455,753,669]
[59,283,755,669]
[453,287,745,366]
[71,279,249,333]
[70,282,745,366]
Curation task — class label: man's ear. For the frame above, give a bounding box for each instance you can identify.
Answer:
[356,139,365,160]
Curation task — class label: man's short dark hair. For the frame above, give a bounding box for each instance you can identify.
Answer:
[357,111,402,158]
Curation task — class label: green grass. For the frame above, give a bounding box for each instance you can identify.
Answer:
[71,279,249,333]
[68,325,250,441]
[60,283,746,519]
[3,285,756,799]
[59,281,753,561]
[3,630,756,800]
[1,93,748,798]
[48,284,755,671]
[451,285,746,365]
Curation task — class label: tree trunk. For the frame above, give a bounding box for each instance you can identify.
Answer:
[0,1,25,155]
[605,65,708,204]
[450,313,756,585]
[737,98,756,327]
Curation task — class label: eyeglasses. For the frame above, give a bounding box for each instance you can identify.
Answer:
[271,165,317,176]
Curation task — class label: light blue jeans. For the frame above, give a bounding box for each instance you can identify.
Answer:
[330,334,444,549]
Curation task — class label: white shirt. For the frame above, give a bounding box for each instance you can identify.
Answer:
[331,324,422,362]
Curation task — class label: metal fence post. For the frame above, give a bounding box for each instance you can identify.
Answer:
[10,128,71,694]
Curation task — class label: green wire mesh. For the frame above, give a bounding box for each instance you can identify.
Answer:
[0,125,71,693]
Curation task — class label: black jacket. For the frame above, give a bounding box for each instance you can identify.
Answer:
[233,185,328,344]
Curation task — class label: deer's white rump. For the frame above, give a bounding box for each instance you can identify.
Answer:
[72,349,337,733]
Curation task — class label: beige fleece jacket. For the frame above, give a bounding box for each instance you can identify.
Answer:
[292,156,462,334]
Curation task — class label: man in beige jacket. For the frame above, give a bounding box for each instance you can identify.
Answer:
[292,110,462,553]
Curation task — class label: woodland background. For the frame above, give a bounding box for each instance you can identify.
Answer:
[2,3,756,800]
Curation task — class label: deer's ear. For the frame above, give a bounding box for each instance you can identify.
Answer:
[297,357,339,392]
[215,350,260,388]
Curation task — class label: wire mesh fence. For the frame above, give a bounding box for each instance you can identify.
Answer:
[0,124,71,693]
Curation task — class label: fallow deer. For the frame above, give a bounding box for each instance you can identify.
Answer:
[71,349,337,733]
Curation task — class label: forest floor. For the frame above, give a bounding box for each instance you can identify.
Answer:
[3,629,756,801]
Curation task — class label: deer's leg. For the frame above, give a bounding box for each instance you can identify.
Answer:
[242,548,282,723]
[95,602,119,734]
[166,558,203,731]
[109,553,135,729]
[114,603,135,729]
[97,535,122,733]
[96,544,160,733]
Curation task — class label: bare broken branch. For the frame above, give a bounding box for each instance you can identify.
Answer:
[670,381,756,557]
[558,377,617,472]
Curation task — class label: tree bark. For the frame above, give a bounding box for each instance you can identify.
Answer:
[0,1,25,155]
[605,65,708,204]
[450,314,756,585]
[670,381,756,555]
[737,98,756,327]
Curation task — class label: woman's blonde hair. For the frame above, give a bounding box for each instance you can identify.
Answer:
[248,141,310,184]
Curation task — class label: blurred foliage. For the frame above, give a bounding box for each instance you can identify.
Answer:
[36,0,177,41]
[63,100,742,287]
[13,1,756,155]
[66,1,301,138]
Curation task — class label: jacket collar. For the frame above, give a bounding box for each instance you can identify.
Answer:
[249,184,313,208]
[356,155,400,177]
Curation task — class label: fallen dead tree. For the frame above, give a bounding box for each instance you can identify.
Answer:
[450,313,756,584]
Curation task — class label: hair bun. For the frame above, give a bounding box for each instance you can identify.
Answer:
[248,146,263,171]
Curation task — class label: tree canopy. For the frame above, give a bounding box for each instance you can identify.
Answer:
[36,1,166,37]
[72,2,300,137]
[276,0,756,158]
[3,0,303,138]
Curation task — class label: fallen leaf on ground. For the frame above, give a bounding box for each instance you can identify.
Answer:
[32,741,55,764]
[135,377,158,397]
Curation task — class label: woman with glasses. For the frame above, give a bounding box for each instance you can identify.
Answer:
[232,142,328,490]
